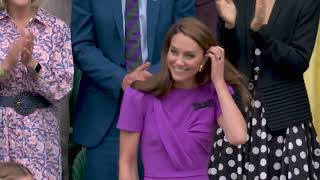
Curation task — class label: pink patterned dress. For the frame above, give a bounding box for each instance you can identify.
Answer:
[0,9,73,179]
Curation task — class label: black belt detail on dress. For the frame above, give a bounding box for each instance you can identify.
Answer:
[192,99,214,110]
[0,92,52,116]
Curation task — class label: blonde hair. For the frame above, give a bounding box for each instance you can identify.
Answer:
[0,0,41,10]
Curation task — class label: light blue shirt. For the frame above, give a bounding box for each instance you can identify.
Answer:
[122,0,148,63]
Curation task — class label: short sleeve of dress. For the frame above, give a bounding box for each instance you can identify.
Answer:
[212,85,235,120]
[117,87,147,132]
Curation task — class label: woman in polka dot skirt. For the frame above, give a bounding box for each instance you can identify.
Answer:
[209,0,320,179]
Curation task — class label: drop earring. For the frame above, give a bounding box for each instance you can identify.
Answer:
[198,64,204,72]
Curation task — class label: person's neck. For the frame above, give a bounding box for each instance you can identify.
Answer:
[7,5,35,28]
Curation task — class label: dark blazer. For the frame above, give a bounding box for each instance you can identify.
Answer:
[220,0,320,131]
[71,0,194,147]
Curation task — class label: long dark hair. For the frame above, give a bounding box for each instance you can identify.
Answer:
[132,17,251,105]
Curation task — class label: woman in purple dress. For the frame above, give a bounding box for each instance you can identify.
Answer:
[0,0,73,179]
[117,17,250,180]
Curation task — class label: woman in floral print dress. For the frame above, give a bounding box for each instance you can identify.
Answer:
[0,0,73,179]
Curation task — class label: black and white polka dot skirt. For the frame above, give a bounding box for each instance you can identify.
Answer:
[208,100,320,180]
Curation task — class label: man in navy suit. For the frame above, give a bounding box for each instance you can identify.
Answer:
[71,0,194,179]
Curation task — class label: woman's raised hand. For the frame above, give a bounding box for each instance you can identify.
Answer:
[206,46,225,85]
[215,0,237,28]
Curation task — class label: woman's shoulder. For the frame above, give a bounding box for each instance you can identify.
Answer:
[207,83,234,95]
[124,87,154,103]
[126,86,149,96]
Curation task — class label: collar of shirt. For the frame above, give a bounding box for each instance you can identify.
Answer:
[0,8,48,27]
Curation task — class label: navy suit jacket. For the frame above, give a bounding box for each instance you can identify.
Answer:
[71,0,194,147]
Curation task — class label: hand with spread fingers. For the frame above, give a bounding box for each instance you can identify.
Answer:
[206,46,225,85]
[215,0,237,28]
[122,62,152,90]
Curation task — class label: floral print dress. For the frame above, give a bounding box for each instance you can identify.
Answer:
[0,9,73,179]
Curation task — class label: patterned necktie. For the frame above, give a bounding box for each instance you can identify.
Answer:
[125,0,142,72]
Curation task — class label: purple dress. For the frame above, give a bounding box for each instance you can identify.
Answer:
[117,84,233,180]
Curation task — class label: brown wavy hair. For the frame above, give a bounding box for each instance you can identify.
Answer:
[132,17,251,106]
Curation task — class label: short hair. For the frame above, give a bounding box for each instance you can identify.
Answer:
[0,162,33,180]
[0,0,41,10]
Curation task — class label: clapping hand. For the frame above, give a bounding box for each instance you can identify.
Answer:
[20,30,36,70]
[215,0,237,29]
[250,0,275,31]
[1,39,23,74]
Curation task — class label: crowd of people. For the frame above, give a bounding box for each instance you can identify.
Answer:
[0,0,319,179]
